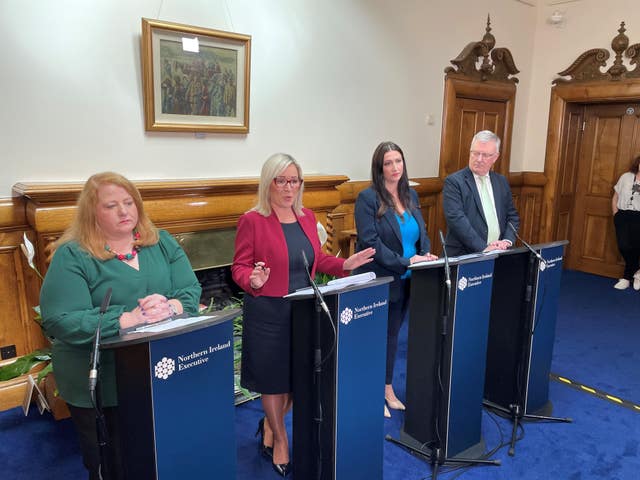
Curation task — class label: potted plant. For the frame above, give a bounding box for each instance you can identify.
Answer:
[0,233,70,419]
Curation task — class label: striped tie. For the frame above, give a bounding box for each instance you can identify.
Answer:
[479,176,500,244]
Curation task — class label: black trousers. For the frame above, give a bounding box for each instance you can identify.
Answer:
[67,404,125,480]
[613,210,640,279]
[386,279,410,385]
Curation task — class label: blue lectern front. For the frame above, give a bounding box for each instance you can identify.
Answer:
[102,309,238,479]
[401,255,495,459]
[290,277,391,480]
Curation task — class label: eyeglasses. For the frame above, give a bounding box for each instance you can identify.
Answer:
[470,150,498,160]
[273,176,303,189]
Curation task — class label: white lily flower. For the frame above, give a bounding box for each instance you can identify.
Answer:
[21,232,44,280]
[317,221,328,247]
[22,233,36,268]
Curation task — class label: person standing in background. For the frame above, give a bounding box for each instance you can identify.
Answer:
[611,155,640,290]
[354,141,437,418]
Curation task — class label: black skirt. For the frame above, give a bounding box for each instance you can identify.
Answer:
[240,294,293,394]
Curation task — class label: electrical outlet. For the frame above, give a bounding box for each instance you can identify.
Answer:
[1,344,17,359]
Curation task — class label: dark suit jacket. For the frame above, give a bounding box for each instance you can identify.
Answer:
[442,167,520,256]
[232,208,346,297]
[354,187,431,301]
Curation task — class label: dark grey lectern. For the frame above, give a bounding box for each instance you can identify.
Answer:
[289,277,391,480]
[102,309,238,479]
[484,241,569,415]
[401,255,495,459]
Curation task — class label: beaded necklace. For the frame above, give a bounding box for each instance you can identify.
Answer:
[105,231,141,261]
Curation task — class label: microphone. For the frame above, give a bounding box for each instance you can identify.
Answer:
[301,250,330,317]
[508,222,546,269]
[439,230,451,288]
[439,230,451,336]
[89,287,112,393]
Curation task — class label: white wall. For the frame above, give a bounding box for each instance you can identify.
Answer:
[0,0,540,197]
[524,0,640,171]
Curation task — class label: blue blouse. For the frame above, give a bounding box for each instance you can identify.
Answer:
[395,211,419,279]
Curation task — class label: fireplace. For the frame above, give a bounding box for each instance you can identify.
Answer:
[175,228,243,310]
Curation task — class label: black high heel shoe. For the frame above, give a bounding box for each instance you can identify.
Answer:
[255,417,273,459]
[272,461,292,477]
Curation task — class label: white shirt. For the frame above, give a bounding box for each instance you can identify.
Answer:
[614,172,640,211]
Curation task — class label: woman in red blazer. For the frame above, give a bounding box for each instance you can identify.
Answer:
[232,153,374,476]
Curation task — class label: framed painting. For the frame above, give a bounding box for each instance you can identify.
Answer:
[141,18,251,133]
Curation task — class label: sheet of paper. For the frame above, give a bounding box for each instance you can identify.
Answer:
[326,271,376,287]
[130,315,215,334]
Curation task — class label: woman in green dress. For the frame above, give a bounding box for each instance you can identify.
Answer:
[40,172,201,480]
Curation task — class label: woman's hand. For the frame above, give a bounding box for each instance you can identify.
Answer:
[343,247,376,271]
[409,253,438,264]
[119,294,181,329]
[249,261,271,289]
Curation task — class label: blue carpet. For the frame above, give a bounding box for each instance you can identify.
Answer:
[553,270,640,402]
[1,270,638,479]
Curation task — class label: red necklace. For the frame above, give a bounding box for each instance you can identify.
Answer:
[105,232,141,261]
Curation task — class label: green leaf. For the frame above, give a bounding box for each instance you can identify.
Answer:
[0,349,51,381]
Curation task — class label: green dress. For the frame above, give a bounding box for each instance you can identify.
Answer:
[40,230,201,408]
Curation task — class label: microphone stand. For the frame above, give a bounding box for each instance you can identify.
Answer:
[483,224,571,456]
[301,251,330,480]
[387,232,500,479]
[90,287,112,480]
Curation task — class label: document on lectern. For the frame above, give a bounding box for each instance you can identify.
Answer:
[327,271,376,287]
[285,272,377,299]
[127,315,215,334]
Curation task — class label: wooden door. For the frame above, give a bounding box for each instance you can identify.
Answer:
[444,97,507,175]
[554,103,584,247]
[567,103,640,276]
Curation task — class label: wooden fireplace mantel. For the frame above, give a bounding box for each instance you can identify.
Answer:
[0,174,350,412]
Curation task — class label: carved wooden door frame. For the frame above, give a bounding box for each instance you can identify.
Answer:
[541,22,640,242]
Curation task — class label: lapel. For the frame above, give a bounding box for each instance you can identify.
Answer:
[489,172,502,222]
[381,204,403,246]
[464,168,487,224]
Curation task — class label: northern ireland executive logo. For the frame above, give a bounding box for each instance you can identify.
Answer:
[340,307,353,325]
[154,356,175,380]
[458,276,468,291]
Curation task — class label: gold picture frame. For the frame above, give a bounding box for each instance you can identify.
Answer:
[141,18,251,133]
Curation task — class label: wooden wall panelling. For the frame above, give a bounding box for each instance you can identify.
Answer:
[335,178,443,257]
[0,198,48,358]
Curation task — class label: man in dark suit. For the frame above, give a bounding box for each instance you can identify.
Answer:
[442,130,520,256]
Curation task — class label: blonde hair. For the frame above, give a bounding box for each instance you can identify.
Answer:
[49,172,159,260]
[252,153,305,217]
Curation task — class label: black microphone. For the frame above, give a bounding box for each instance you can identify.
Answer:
[508,222,546,268]
[89,287,112,393]
[439,230,451,289]
[301,250,330,317]
[438,231,451,336]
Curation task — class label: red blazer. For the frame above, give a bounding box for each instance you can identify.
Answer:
[232,208,346,297]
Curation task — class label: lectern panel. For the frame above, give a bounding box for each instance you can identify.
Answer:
[150,322,235,478]
[526,245,564,413]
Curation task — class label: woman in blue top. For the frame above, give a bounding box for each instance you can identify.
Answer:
[354,142,438,417]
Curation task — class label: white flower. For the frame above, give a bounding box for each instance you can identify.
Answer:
[21,233,36,268]
[317,221,328,247]
[21,232,44,280]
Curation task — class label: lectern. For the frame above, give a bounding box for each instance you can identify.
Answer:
[289,277,391,480]
[102,309,239,479]
[484,241,568,415]
[401,255,495,459]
